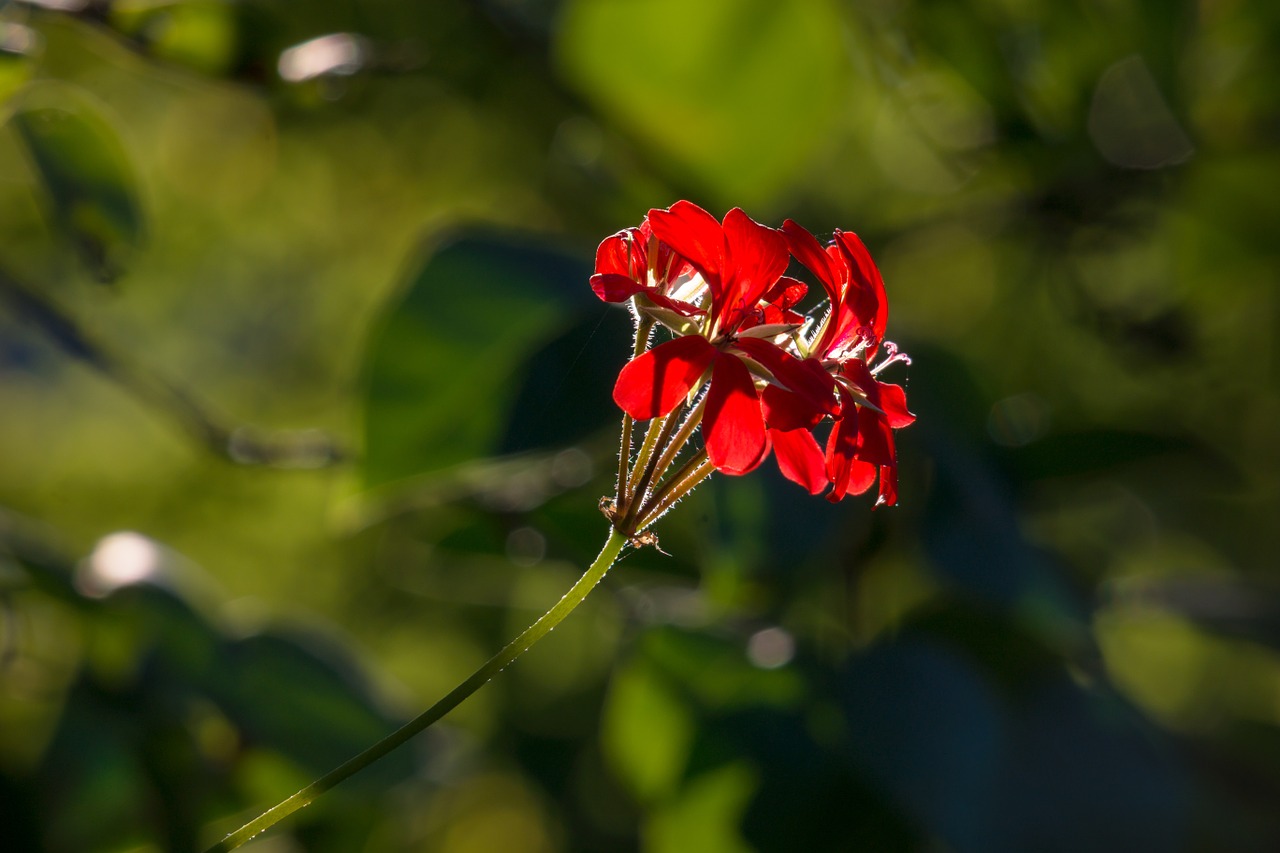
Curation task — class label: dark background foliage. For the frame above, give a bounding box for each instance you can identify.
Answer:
[1,0,1277,850]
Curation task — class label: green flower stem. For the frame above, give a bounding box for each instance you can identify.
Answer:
[616,412,634,510]
[647,394,707,487]
[204,528,629,853]
[617,316,655,509]
[622,409,682,528]
[636,452,715,532]
[624,411,671,511]
[633,315,655,358]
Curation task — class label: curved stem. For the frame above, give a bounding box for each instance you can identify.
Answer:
[204,529,629,853]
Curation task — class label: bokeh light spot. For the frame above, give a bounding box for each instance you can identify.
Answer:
[746,626,795,670]
[79,531,160,597]
[988,392,1051,447]
[506,527,546,567]
[278,33,365,83]
[1089,55,1194,170]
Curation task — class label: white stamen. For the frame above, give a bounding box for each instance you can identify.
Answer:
[871,340,912,375]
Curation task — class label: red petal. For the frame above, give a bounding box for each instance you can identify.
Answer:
[855,409,895,468]
[817,243,858,355]
[595,229,642,278]
[704,353,768,475]
[834,230,888,343]
[648,200,724,284]
[734,340,837,429]
[876,464,899,507]
[771,427,827,494]
[590,273,646,303]
[612,336,716,420]
[827,460,876,502]
[762,275,807,310]
[760,384,817,431]
[825,403,855,498]
[878,382,915,429]
[642,218,694,284]
[839,358,876,392]
[718,208,789,331]
[641,290,706,317]
[757,305,807,326]
[839,361,915,430]
[825,401,876,501]
[782,219,839,304]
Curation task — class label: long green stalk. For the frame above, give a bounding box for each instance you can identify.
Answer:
[204,529,629,852]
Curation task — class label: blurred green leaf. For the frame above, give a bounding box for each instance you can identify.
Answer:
[498,307,630,455]
[38,682,158,853]
[9,553,414,851]
[1096,605,1280,730]
[1106,575,1280,653]
[647,762,756,853]
[642,627,803,712]
[362,232,601,489]
[601,659,694,803]
[218,631,412,785]
[0,54,36,108]
[110,0,240,76]
[7,82,145,283]
[97,583,412,786]
[555,0,848,208]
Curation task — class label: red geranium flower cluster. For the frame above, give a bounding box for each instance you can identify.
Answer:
[593,201,914,536]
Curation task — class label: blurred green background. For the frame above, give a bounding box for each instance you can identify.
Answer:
[1,0,1277,851]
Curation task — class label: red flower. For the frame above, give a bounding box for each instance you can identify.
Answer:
[824,360,915,504]
[601,202,914,507]
[590,217,703,317]
[612,203,824,476]
[647,201,808,338]
[781,220,915,506]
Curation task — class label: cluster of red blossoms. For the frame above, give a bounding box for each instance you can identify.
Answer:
[593,201,915,514]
